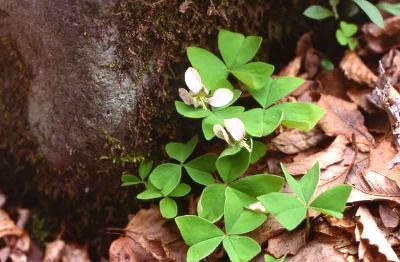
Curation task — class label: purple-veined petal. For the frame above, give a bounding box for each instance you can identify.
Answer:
[224,118,246,142]
[207,88,234,108]
[184,67,202,94]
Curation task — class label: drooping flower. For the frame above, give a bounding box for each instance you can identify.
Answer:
[213,118,251,151]
[179,67,233,110]
[248,202,266,213]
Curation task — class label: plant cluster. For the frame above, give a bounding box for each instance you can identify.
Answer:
[304,0,399,50]
[121,29,352,261]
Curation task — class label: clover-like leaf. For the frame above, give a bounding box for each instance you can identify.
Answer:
[230,174,284,198]
[184,154,217,185]
[310,185,352,218]
[198,183,226,222]
[121,173,141,187]
[175,101,211,119]
[340,21,358,37]
[352,0,384,28]
[149,163,182,196]
[216,146,250,183]
[187,47,228,89]
[258,192,307,230]
[169,183,191,197]
[231,62,274,90]
[139,160,153,180]
[202,106,245,140]
[240,108,283,137]
[224,187,266,235]
[218,29,262,68]
[303,5,334,20]
[166,135,198,163]
[187,237,224,262]
[137,187,163,200]
[336,29,348,46]
[267,102,325,131]
[223,235,261,262]
[159,197,178,219]
[250,141,267,164]
[265,255,286,262]
[175,215,225,246]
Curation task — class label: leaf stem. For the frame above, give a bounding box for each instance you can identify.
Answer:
[305,209,311,239]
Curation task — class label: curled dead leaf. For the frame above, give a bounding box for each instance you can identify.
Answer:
[271,128,325,154]
[379,204,400,229]
[318,94,375,152]
[363,16,400,54]
[267,228,306,258]
[279,56,302,77]
[340,51,377,88]
[286,240,347,262]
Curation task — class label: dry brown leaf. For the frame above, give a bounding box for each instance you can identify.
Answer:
[381,48,400,92]
[316,70,348,99]
[271,128,325,154]
[340,51,378,88]
[379,204,400,229]
[356,206,400,262]
[267,228,306,258]
[317,94,375,152]
[109,207,186,262]
[248,215,285,244]
[369,134,400,187]
[347,170,400,204]
[284,135,349,175]
[44,240,65,262]
[279,56,302,77]
[286,240,347,262]
[0,209,23,238]
[347,86,376,113]
[363,16,400,54]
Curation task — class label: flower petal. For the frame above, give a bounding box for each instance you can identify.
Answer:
[207,88,234,108]
[184,67,202,94]
[179,88,196,106]
[248,202,266,213]
[224,118,246,142]
[213,124,231,144]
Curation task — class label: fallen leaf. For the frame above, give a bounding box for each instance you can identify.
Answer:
[286,240,347,262]
[317,94,375,152]
[0,209,23,238]
[347,170,400,204]
[284,135,349,175]
[279,56,302,77]
[62,244,90,262]
[379,204,400,229]
[381,48,400,92]
[356,206,399,262]
[248,215,285,244]
[44,240,65,262]
[346,86,376,113]
[267,228,306,258]
[362,16,400,54]
[271,128,325,154]
[340,51,378,88]
[109,207,186,262]
[316,70,348,99]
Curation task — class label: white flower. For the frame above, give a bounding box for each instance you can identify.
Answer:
[179,67,233,109]
[213,118,250,151]
[248,202,266,213]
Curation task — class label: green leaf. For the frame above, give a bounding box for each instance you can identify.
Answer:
[223,235,261,262]
[310,185,352,218]
[121,174,141,186]
[268,102,325,131]
[187,237,224,262]
[169,183,191,197]
[348,38,359,50]
[336,29,348,46]
[265,255,286,262]
[321,57,335,71]
[340,21,358,37]
[184,154,217,185]
[198,184,226,222]
[377,2,400,16]
[352,0,384,28]
[240,108,283,137]
[159,197,178,219]
[137,188,163,200]
[218,29,262,68]
[149,163,182,196]
[258,192,307,230]
[250,141,267,164]
[231,62,274,90]
[249,77,304,108]
[175,101,211,119]
[166,136,198,163]
[300,162,320,203]
[216,147,250,183]
[175,215,225,246]
[224,187,267,235]
[187,47,228,89]
[303,5,334,20]
[139,160,153,180]
[230,174,284,198]
[202,106,245,140]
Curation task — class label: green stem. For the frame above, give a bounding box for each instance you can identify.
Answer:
[305,209,311,239]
